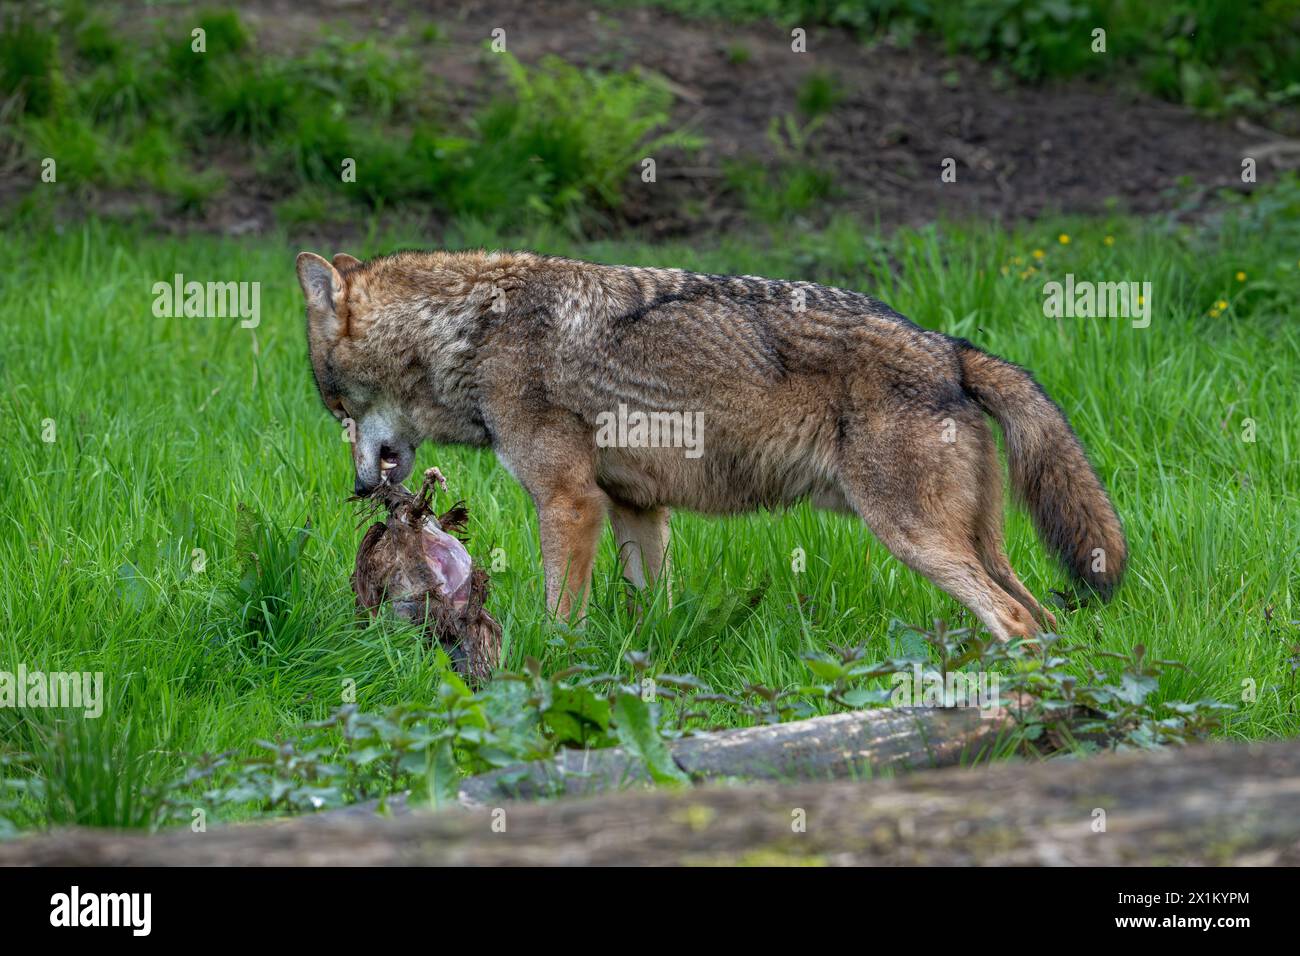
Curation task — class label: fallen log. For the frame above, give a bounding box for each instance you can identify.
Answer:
[671,704,1015,780]
[455,703,1018,806]
[5,737,1299,865]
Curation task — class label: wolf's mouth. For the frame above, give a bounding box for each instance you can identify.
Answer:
[380,457,400,479]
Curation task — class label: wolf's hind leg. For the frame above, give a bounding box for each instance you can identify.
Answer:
[837,413,1039,641]
[974,524,1058,631]
[609,500,672,608]
[855,515,1037,641]
[969,432,1059,630]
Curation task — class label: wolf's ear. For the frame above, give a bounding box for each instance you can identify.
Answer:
[332,253,362,273]
[296,252,347,338]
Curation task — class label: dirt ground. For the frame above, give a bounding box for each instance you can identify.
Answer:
[21,0,1300,237]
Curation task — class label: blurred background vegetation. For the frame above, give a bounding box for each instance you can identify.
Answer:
[1,0,1297,238]
[628,0,1300,100]
[0,2,706,233]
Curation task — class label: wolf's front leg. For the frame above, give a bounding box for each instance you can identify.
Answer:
[535,485,609,620]
[609,500,672,610]
[485,400,606,620]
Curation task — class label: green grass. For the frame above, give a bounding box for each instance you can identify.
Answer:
[0,197,1298,830]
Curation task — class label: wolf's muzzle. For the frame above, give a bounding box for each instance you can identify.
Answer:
[355,442,415,495]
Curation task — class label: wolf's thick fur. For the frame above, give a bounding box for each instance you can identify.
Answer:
[298,249,1126,639]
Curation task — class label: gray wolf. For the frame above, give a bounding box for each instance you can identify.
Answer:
[297,249,1126,640]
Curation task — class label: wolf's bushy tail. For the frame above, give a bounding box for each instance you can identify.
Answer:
[957,342,1127,599]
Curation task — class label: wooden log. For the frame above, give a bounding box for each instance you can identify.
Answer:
[4,737,1298,866]
[669,704,1015,782]
[447,704,1015,808]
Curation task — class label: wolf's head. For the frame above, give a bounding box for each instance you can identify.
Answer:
[296,251,420,495]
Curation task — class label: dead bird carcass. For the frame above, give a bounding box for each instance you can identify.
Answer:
[351,468,501,683]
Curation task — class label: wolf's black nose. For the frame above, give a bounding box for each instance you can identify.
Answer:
[354,476,375,497]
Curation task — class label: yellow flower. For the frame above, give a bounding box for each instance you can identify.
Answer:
[1000,265,1009,276]
[1103,235,1115,246]
[1012,255,1024,265]
[1209,308,1220,318]
[1235,271,1246,282]
[1137,295,1145,306]
[1058,233,1070,245]
[1032,249,1045,260]
[1215,300,1228,310]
